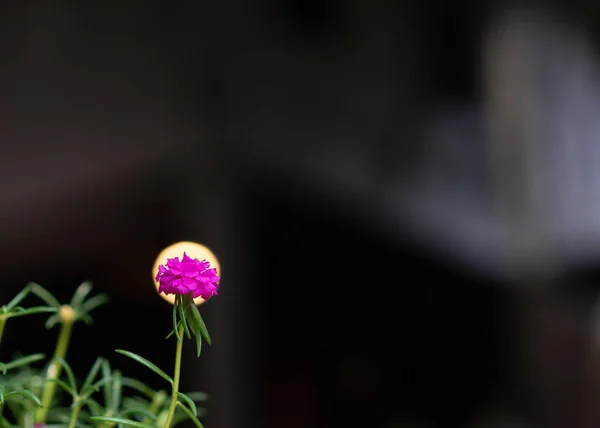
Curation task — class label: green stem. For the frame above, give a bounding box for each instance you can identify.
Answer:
[21,410,34,428]
[164,325,184,428]
[0,315,7,348]
[67,403,81,428]
[36,311,74,423]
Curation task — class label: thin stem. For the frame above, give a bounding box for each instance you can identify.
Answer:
[36,308,75,423]
[0,315,7,348]
[164,324,185,427]
[21,410,34,428]
[67,404,81,428]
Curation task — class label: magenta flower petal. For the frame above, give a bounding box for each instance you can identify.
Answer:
[155,252,220,301]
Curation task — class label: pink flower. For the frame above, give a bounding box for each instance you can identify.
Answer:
[155,252,220,300]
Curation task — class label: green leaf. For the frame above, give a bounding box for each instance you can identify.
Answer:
[183,392,209,402]
[89,416,155,427]
[80,294,109,313]
[5,288,30,311]
[6,306,57,318]
[46,378,75,397]
[177,392,198,416]
[44,313,61,330]
[78,376,113,402]
[120,377,156,399]
[176,401,205,428]
[189,313,202,358]
[84,397,104,416]
[81,357,104,395]
[26,283,60,308]
[3,353,46,372]
[178,300,191,339]
[165,328,176,340]
[0,363,6,375]
[55,356,77,393]
[4,389,43,408]
[188,304,211,345]
[101,359,112,406]
[172,302,181,342]
[108,369,122,413]
[69,281,93,309]
[114,350,173,385]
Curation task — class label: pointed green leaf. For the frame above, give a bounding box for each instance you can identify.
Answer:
[26,283,60,308]
[178,300,192,339]
[3,353,45,372]
[79,377,112,401]
[0,363,6,375]
[165,328,177,340]
[80,293,109,314]
[5,288,30,311]
[187,311,203,358]
[4,390,43,408]
[114,350,173,384]
[109,369,122,413]
[69,281,93,309]
[183,391,209,402]
[55,356,77,392]
[89,416,155,427]
[176,401,205,428]
[173,302,181,342]
[81,357,104,394]
[120,377,156,399]
[46,378,75,397]
[177,392,198,416]
[84,397,104,415]
[196,330,202,358]
[44,313,61,330]
[188,304,211,345]
[101,359,112,406]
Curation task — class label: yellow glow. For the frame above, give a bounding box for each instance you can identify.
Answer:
[152,241,221,305]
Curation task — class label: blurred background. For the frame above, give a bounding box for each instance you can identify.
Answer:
[3,1,600,427]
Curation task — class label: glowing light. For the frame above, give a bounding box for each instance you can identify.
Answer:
[152,241,221,305]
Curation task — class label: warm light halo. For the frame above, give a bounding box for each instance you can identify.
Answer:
[152,241,221,305]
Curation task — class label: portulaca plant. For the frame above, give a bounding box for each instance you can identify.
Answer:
[0,251,220,428]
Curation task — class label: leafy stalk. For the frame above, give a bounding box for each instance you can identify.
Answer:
[67,404,82,428]
[34,282,107,423]
[164,324,184,428]
[36,307,75,422]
